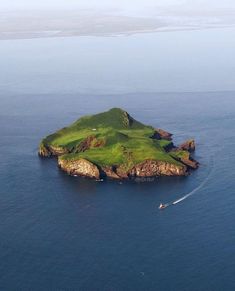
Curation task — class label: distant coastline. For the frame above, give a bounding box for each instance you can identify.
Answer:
[1,10,234,40]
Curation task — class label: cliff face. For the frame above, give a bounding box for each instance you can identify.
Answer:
[39,143,52,157]
[178,139,196,152]
[151,128,173,140]
[180,157,199,169]
[39,143,69,157]
[129,160,187,177]
[57,158,187,179]
[74,135,105,153]
[170,139,199,169]
[58,158,100,179]
[101,166,121,179]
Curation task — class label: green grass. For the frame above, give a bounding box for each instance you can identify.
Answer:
[60,136,181,168]
[72,108,149,129]
[170,150,190,160]
[158,139,173,148]
[42,107,184,168]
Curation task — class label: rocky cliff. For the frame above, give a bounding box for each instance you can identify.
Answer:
[57,157,187,179]
[178,139,196,152]
[39,143,69,157]
[58,158,100,179]
[129,160,187,177]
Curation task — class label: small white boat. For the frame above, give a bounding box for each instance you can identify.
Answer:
[158,203,166,210]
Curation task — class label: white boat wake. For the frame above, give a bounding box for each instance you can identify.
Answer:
[160,157,214,209]
[172,173,210,205]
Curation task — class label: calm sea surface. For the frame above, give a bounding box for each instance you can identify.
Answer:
[0,28,235,291]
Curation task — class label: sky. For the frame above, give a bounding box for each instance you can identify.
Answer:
[1,0,235,13]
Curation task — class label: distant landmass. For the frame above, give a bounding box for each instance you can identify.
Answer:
[39,108,199,180]
[1,9,234,40]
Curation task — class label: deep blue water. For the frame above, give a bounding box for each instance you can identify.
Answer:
[0,91,235,291]
[1,27,235,95]
[1,28,235,290]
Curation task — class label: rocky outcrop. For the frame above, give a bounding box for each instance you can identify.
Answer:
[101,166,121,179]
[180,157,199,169]
[151,128,173,140]
[38,143,52,157]
[170,150,199,169]
[101,165,129,179]
[58,158,100,179]
[74,135,105,153]
[39,143,69,157]
[129,160,187,177]
[57,158,188,180]
[178,139,195,152]
[39,135,105,157]
[116,166,129,179]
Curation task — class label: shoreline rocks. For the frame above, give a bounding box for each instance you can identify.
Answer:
[129,160,187,177]
[58,158,100,179]
[151,128,173,140]
[57,157,188,180]
[39,143,69,157]
[178,139,196,152]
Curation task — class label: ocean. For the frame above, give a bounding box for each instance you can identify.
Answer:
[0,28,235,290]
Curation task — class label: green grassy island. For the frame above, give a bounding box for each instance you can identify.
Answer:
[39,108,199,180]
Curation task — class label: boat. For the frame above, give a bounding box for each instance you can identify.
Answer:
[158,203,166,209]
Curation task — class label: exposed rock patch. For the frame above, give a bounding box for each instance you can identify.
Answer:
[101,166,121,179]
[39,143,69,157]
[181,157,199,169]
[129,160,187,177]
[38,143,52,157]
[151,128,173,140]
[178,139,195,152]
[58,158,100,179]
[74,135,105,153]
[170,150,199,169]
[58,158,187,180]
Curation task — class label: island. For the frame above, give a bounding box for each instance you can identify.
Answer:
[39,108,199,180]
